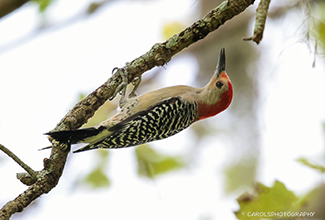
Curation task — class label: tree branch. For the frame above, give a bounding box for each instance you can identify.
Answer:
[244,0,271,44]
[0,0,255,219]
[0,144,38,184]
[0,0,30,19]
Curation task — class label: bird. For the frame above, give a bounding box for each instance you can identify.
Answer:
[45,48,233,153]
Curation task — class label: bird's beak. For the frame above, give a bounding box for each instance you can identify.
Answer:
[216,48,226,78]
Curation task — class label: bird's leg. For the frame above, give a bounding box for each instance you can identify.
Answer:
[109,67,141,107]
[118,68,129,107]
[128,76,142,98]
[109,68,128,107]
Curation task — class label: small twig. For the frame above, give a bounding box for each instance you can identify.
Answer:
[312,40,317,68]
[244,0,271,44]
[0,144,37,178]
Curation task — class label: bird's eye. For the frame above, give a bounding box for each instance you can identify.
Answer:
[216,81,223,89]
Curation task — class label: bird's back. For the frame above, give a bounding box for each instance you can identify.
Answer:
[74,97,198,152]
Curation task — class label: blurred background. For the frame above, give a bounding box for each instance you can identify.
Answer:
[0,0,325,219]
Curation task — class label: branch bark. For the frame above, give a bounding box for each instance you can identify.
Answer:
[0,0,255,219]
[0,144,37,181]
[0,0,30,19]
[244,0,271,44]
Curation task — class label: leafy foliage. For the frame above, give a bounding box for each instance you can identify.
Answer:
[78,150,111,189]
[224,156,257,193]
[162,22,185,40]
[135,145,185,178]
[235,181,298,220]
[314,2,325,51]
[297,158,325,173]
[33,0,55,12]
[298,184,325,219]
[84,165,110,188]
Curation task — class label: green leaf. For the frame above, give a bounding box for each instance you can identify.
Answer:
[297,158,325,173]
[311,2,325,53]
[87,2,104,15]
[224,156,257,193]
[315,3,325,47]
[84,166,110,188]
[78,150,111,189]
[162,22,185,40]
[297,184,324,219]
[235,181,298,220]
[135,145,185,178]
[33,0,55,12]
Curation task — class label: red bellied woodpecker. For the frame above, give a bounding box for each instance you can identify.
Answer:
[46,48,233,153]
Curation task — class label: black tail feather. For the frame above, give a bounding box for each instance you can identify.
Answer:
[45,128,100,144]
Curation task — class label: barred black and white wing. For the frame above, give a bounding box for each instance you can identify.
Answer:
[73,97,198,153]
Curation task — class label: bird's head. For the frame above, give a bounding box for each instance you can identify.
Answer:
[197,48,233,120]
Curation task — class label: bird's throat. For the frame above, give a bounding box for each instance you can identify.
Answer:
[197,82,233,120]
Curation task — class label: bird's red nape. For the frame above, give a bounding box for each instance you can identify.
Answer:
[197,81,233,120]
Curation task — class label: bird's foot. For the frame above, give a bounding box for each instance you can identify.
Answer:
[109,67,128,107]
[109,67,142,107]
[128,75,142,98]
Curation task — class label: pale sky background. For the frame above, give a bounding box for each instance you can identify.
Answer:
[0,1,325,220]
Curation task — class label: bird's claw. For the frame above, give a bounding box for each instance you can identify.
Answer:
[109,67,141,107]
[109,68,128,103]
[128,76,142,98]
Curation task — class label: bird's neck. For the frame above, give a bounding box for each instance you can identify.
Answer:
[197,82,233,120]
